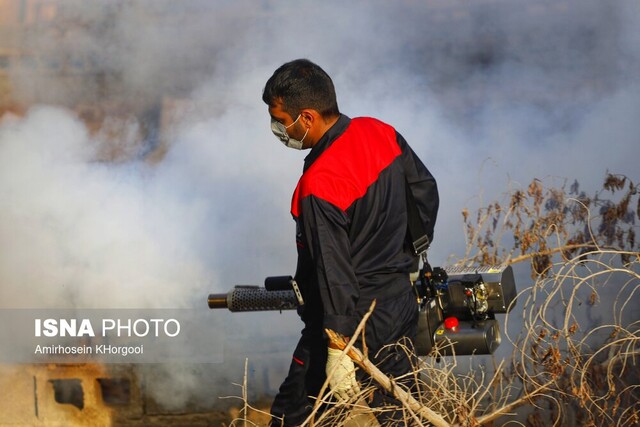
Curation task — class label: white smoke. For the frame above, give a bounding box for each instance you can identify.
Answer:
[0,106,211,308]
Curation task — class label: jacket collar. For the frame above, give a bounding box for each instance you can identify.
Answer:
[303,114,351,172]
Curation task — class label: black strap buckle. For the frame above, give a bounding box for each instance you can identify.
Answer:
[412,235,430,256]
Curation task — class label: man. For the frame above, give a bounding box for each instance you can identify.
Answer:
[263,59,439,426]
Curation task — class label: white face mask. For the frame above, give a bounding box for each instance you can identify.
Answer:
[271,114,308,150]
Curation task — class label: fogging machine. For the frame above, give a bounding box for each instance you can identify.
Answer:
[208,265,516,356]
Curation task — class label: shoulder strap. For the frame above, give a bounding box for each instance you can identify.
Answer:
[406,179,430,256]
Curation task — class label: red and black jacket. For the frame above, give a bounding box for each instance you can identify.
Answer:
[291,115,439,337]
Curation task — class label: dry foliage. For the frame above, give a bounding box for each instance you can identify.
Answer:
[507,249,640,426]
[459,173,639,278]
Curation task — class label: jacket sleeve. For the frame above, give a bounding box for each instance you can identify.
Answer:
[396,132,439,244]
[298,194,360,337]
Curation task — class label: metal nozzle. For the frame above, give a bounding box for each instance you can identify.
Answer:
[208,293,228,309]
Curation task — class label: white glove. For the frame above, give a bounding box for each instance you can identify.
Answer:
[326,346,360,400]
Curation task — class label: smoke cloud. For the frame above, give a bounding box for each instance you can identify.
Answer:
[0,106,212,308]
[1,0,638,409]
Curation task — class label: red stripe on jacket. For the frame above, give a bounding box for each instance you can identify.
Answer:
[291,117,400,217]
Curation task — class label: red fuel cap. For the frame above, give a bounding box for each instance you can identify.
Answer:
[444,317,459,331]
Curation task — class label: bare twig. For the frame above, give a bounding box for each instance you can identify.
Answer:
[243,358,248,427]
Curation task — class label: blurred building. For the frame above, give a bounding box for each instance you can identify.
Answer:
[1,0,56,111]
[0,0,196,161]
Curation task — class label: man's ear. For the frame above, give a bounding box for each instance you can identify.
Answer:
[300,109,319,127]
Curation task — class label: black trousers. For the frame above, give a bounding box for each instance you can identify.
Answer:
[269,289,418,427]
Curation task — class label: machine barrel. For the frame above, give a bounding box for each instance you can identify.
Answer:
[208,286,298,312]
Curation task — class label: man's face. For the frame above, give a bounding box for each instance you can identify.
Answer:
[268,99,312,149]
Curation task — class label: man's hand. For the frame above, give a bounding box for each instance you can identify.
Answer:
[326,346,360,400]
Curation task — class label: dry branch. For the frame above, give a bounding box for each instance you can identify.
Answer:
[475,378,555,425]
[326,322,454,427]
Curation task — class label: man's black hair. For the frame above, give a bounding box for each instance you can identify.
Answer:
[262,59,339,119]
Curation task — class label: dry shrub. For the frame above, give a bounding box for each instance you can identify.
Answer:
[459,173,639,278]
